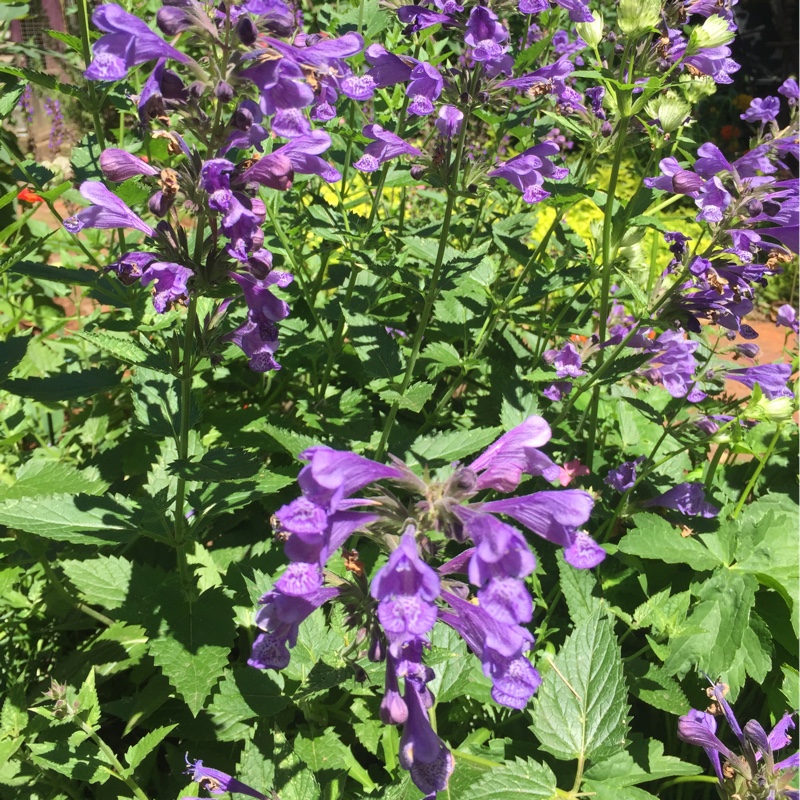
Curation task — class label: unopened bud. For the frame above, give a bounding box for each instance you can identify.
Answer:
[215,81,234,103]
[576,13,604,48]
[236,15,258,46]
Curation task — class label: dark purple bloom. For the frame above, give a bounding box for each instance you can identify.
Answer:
[273,131,342,183]
[488,141,569,203]
[678,710,740,782]
[225,100,270,152]
[585,85,605,118]
[106,251,157,285]
[354,124,422,172]
[734,342,760,358]
[543,342,585,378]
[741,96,781,125]
[642,482,719,517]
[776,304,799,334]
[644,158,703,195]
[141,261,193,313]
[406,61,444,116]
[137,58,188,122]
[243,0,294,35]
[396,4,452,32]
[185,758,267,799]
[543,381,572,401]
[724,364,794,399]
[498,58,573,94]
[604,456,645,492]
[64,181,154,237]
[84,3,190,82]
[364,44,416,88]
[435,105,463,138]
[99,148,158,182]
[224,270,292,371]
[239,151,295,190]
[465,6,509,65]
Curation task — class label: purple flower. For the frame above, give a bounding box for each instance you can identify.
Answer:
[604,457,645,492]
[543,342,585,378]
[274,131,342,183]
[106,251,157,285]
[99,148,158,182]
[406,61,444,116]
[64,181,154,237]
[543,382,572,401]
[224,271,292,371]
[185,758,267,799]
[644,157,703,195]
[519,0,593,21]
[353,124,422,173]
[488,141,569,203]
[639,330,700,399]
[225,100,271,152]
[465,6,511,73]
[396,5,452,32]
[84,4,190,82]
[696,177,733,224]
[741,96,781,125]
[138,58,188,122]
[435,105,464,138]
[642,482,719,517]
[724,364,794,399]
[779,78,799,106]
[371,527,440,650]
[498,58,574,95]
[776,304,799,334]
[364,44,416,88]
[140,261,193,313]
[239,150,295,189]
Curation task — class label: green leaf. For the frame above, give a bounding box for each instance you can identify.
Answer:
[0,493,137,544]
[466,758,558,799]
[421,342,461,368]
[343,310,403,379]
[0,335,29,383]
[170,448,263,482]
[428,624,488,703]
[148,587,236,716]
[11,260,106,286]
[628,661,690,715]
[0,460,108,500]
[0,66,82,99]
[77,329,171,372]
[581,781,659,800]
[584,735,701,787]
[408,426,502,465]
[0,85,24,120]
[618,513,721,571]
[130,367,182,438]
[124,724,177,771]
[46,29,82,52]
[3,367,120,403]
[663,570,757,682]
[531,610,628,762]
[248,420,319,458]
[294,727,350,772]
[558,554,602,624]
[28,728,113,784]
[379,381,435,412]
[781,665,799,711]
[207,669,288,741]
[61,555,133,610]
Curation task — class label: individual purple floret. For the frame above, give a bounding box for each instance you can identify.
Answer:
[543,382,572,401]
[84,3,190,82]
[488,141,568,203]
[99,148,159,182]
[644,158,703,195]
[184,757,268,799]
[436,105,464,138]
[604,456,645,492]
[542,342,585,378]
[741,96,781,125]
[520,0,594,22]
[642,482,719,517]
[354,124,422,172]
[364,44,416,88]
[64,181,155,237]
[141,261,193,313]
[724,364,794,399]
[776,304,799,334]
[406,61,444,116]
[465,6,513,75]
[396,4,452,32]
[779,78,799,106]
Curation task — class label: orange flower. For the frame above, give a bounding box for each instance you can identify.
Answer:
[17,187,44,203]
[719,124,740,142]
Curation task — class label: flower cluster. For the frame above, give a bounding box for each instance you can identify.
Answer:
[249,416,602,795]
[678,683,798,799]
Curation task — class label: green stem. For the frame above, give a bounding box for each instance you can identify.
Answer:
[75,719,149,800]
[584,116,630,470]
[704,443,726,492]
[657,775,719,793]
[731,424,783,518]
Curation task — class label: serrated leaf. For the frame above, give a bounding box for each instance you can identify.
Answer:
[207,669,288,740]
[466,757,557,799]
[558,555,602,624]
[130,367,182,438]
[28,728,113,784]
[61,555,133,610]
[76,669,100,729]
[343,310,403,379]
[781,665,799,711]
[379,381,435,412]
[46,29,82,52]
[628,661,690,715]
[0,460,108,500]
[0,85,24,119]
[408,427,502,465]
[582,781,658,800]
[170,448,262,482]
[531,611,628,762]
[78,329,170,372]
[427,624,487,703]
[0,493,137,544]
[248,420,319,459]
[618,513,721,571]
[124,725,177,771]
[294,728,349,772]
[421,342,461,367]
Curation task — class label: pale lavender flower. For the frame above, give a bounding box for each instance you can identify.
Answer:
[64,181,155,236]
[435,105,464,138]
[488,141,569,203]
[406,61,444,116]
[354,124,422,172]
[724,364,794,399]
[741,96,781,124]
[776,304,799,334]
[779,78,799,106]
[543,342,585,378]
[99,148,159,182]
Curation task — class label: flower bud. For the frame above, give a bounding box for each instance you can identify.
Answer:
[148,190,174,217]
[232,105,254,131]
[380,691,408,725]
[100,148,158,182]
[410,164,426,180]
[617,0,660,36]
[236,15,258,46]
[747,199,763,216]
[188,80,206,99]
[576,13,604,48]
[157,6,192,35]
[672,169,703,194]
[215,81,234,103]
[601,120,613,137]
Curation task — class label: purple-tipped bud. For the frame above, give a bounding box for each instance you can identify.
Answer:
[368,631,385,662]
[188,80,205,98]
[236,15,258,45]
[148,189,174,217]
[747,199,763,217]
[232,106,254,131]
[601,121,613,137]
[672,170,703,194]
[215,81,234,103]
[99,148,158,182]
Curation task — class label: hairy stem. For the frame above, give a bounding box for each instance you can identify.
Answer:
[732,424,783,518]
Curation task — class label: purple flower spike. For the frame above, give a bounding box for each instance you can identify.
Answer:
[741,96,781,124]
[488,141,568,203]
[140,261,193,313]
[371,527,440,648]
[725,364,794,399]
[468,415,552,492]
[406,62,444,116]
[642,482,719,518]
[354,125,422,173]
[64,181,154,237]
[185,758,268,799]
[85,4,189,82]
[99,148,158,182]
[435,105,464,138]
